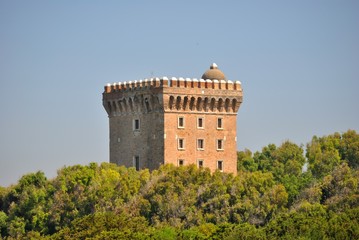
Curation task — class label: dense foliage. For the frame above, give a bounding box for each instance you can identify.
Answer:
[1,130,358,239]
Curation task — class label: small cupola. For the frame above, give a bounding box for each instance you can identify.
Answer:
[201,63,227,80]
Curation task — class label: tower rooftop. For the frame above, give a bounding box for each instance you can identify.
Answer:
[201,63,227,81]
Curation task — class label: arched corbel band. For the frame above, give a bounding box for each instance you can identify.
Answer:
[166,95,242,113]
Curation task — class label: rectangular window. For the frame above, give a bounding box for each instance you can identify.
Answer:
[197,117,204,129]
[197,139,204,150]
[178,138,185,150]
[217,139,224,150]
[133,119,140,131]
[197,159,204,168]
[178,159,184,166]
[217,160,223,172]
[178,116,184,128]
[217,117,223,129]
[134,156,140,171]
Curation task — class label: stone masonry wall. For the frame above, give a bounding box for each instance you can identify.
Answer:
[103,77,243,173]
[164,113,238,174]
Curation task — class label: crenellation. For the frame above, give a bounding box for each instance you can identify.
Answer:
[178,77,185,87]
[161,77,169,87]
[213,79,219,89]
[105,77,242,93]
[171,77,178,87]
[219,80,226,90]
[205,79,212,89]
[199,79,206,88]
[104,76,242,115]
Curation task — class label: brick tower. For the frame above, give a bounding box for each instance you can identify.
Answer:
[102,63,243,174]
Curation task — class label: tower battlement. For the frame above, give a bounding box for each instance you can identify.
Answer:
[104,77,242,93]
[103,77,243,116]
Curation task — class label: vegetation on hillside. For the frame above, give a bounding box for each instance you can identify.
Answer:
[1,130,358,239]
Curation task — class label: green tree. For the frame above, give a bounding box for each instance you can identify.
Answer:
[320,163,359,210]
[266,202,329,239]
[2,171,50,235]
[237,149,258,172]
[0,211,8,236]
[8,216,26,239]
[52,212,150,240]
[339,129,359,169]
[307,133,342,178]
[224,223,265,240]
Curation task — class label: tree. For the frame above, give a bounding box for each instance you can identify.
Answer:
[224,223,265,240]
[52,212,150,240]
[0,211,8,236]
[237,149,257,172]
[320,163,359,210]
[306,134,341,178]
[339,130,359,169]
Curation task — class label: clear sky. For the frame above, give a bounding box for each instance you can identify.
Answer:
[1,0,358,186]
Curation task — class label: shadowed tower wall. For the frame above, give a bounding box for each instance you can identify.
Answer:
[103,82,165,170]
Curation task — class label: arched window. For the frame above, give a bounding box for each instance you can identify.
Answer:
[196,97,202,111]
[183,96,188,110]
[210,98,216,111]
[203,97,209,112]
[189,97,196,111]
[122,98,128,112]
[169,96,174,110]
[232,99,237,112]
[225,98,231,112]
[218,98,223,112]
[176,96,181,110]
[117,100,123,112]
[128,98,134,112]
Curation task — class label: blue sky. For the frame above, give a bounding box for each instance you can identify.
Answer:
[1,0,358,186]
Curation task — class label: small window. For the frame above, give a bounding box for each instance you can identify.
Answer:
[134,156,140,171]
[197,159,204,168]
[178,159,184,166]
[217,160,223,172]
[133,119,140,131]
[197,117,204,129]
[197,139,204,150]
[178,138,185,150]
[178,116,184,128]
[217,139,224,150]
[217,118,223,129]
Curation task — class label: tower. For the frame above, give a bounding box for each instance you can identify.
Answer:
[102,64,243,173]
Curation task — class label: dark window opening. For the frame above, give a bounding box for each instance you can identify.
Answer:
[178,139,185,149]
[134,156,140,171]
[178,117,184,128]
[217,161,223,171]
[134,119,140,130]
[217,118,223,129]
[217,139,224,150]
[198,118,204,128]
[198,160,203,168]
[197,139,204,150]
